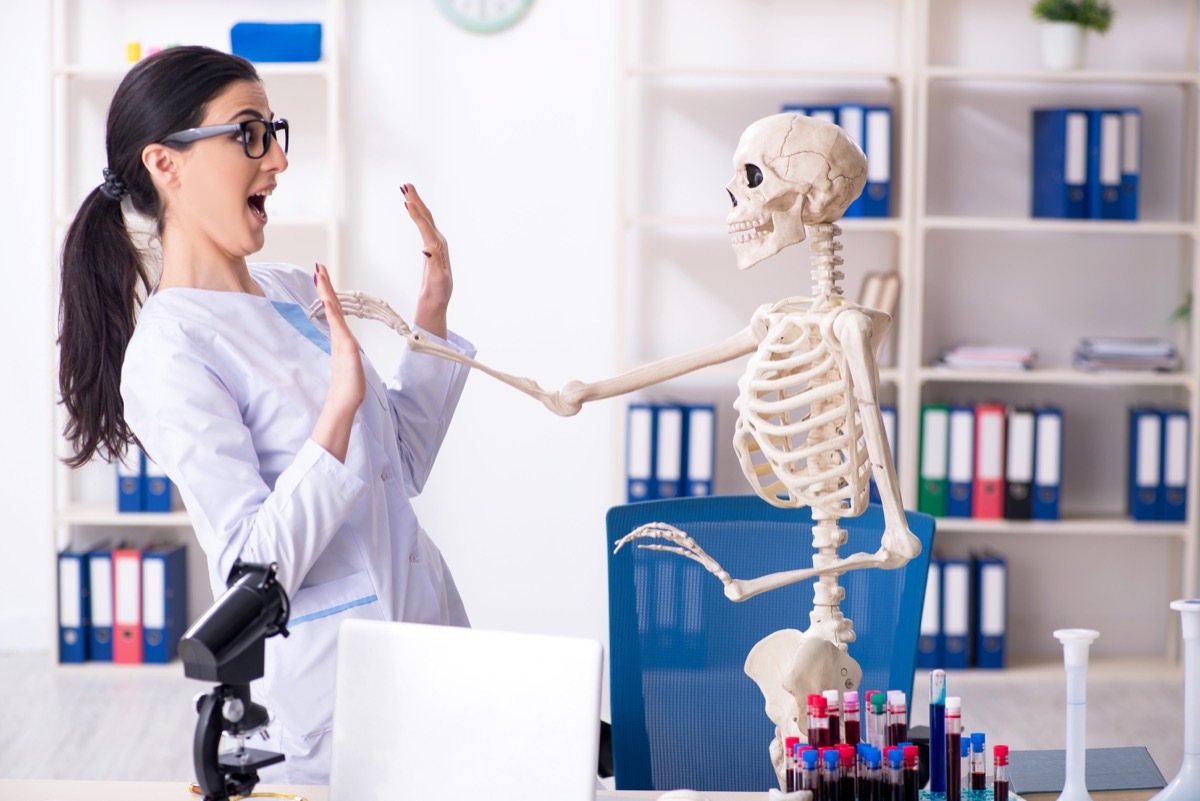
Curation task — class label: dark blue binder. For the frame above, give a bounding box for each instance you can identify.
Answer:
[941,556,972,669]
[1032,407,1064,521]
[1160,408,1189,522]
[1032,108,1089,219]
[858,105,892,217]
[916,558,942,669]
[141,543,188,664]
[626,402,656,502]
[946,405,975,518]
[654,404,685,500]
[838,103,867,218]
[682,403,716,497]
[1087,108,1124,219]
[142,457,173,513]
[1128,406,1164,521]
[57,545,91,663]
[1117,108,1141,220]
[972,552,1007,669]
[86,544,114,661]
[116,449,143,513]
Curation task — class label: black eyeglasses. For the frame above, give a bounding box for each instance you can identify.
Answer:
[161,118,289,159]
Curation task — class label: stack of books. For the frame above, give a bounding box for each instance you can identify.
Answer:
[937,344,1037,370]
[1073,337,1179,372]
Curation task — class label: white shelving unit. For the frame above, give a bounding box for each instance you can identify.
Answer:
[48,0,344,660]
[618,0,1199,666]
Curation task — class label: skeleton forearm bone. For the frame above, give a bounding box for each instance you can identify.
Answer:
[613,521,913,603]
[311,291,765,415]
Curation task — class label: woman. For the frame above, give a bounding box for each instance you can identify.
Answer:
[57,45,474,782]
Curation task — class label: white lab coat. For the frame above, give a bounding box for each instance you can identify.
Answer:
[120,262,474,783]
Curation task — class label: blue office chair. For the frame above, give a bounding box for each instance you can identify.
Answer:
[605,495,936,792]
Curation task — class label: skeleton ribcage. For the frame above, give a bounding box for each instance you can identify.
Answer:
[733,309,872,514]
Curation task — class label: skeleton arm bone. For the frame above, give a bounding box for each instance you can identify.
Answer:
[614,521,912,603]
[313,291,765,416]
[834,308,921,563]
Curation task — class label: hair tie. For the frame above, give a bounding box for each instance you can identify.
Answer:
[99,167,128,201]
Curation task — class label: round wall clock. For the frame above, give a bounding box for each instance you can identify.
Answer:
[435,0,533,34]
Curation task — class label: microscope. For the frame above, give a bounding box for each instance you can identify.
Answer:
[179,560,291,801]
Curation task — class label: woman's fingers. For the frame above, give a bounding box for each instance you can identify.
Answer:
[315,262,366,413]
[401,183,448,258]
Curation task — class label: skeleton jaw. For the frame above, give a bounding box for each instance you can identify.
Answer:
[728,208,805,271]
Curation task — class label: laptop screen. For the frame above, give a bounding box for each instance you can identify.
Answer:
[329,619,603,801]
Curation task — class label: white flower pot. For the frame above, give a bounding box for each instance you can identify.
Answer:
[1040,21,1087,70]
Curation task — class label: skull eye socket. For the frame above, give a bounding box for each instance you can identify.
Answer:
[745,163,764,188]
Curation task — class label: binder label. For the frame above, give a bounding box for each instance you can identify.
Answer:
[58,558,82,629]
[1065,112,1087,186]
[1035,412,1063,484]
[1164,414,1189,487]
[90,557,113,626]
[1099,113,1121,186]
[115,558,140,626]
[1137,414,1162,486]
[979,563,1006,637]
[143,559,166,629]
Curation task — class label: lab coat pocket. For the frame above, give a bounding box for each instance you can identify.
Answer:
[263,571,385,739]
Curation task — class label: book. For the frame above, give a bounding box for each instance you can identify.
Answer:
[1008,746,1166,800]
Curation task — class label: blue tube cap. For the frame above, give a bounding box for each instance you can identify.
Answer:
[971,732,986,751]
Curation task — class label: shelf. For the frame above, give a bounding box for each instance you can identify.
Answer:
[53,62,331,80]
[55,504,191,528]
[931,516,1189,539]
[619,0,1200,667]
[918,367,1196,389]
[924,66,1199,86]
[625,215,905,234]
[625,65,904,83]
[922,216,1196,236]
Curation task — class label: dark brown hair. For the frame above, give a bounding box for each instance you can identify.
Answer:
[58,46,259,467]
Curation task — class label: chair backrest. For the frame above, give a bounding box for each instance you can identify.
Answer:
[605,496,936,792]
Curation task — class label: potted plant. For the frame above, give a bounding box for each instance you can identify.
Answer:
[1031,0,1116,69]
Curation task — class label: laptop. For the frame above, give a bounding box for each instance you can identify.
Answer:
[329,619,604,801]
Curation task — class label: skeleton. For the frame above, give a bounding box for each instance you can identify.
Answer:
[309,113,920,789]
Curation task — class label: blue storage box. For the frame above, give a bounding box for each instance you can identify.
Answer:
[230,22,322,63]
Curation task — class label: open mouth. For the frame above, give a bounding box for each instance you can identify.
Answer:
[248,192,269,223]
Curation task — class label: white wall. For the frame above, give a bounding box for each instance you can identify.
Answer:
[0,2,55,653]
[0,0,621,691]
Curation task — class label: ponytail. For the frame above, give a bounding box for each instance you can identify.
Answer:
[55,45,260,467]
[57,186,150,468]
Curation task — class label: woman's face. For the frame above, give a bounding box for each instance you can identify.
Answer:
[167,79,288,262]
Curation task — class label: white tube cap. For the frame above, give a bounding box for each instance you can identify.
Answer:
[1170,599,1200,639]
[1053,628,1100,668]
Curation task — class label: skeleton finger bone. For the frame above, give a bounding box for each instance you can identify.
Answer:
[612,523,734,588]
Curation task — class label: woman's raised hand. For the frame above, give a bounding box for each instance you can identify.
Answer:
[311,262,364,462]
[402,183,452,339]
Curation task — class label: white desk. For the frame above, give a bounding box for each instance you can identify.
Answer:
[0,781,766,801]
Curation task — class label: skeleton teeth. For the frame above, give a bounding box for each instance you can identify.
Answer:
[728,217,765,235]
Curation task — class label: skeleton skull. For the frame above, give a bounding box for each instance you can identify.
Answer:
[726,113,867,271]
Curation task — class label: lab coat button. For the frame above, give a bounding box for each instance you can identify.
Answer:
[380,470,388,481]
[409,552,420,563]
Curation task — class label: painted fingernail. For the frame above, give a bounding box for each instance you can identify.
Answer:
[422,251,431,258]
[401,185,408,195]
[314,263,319,284]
